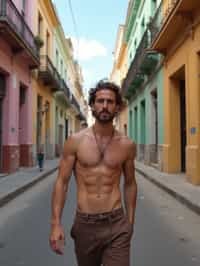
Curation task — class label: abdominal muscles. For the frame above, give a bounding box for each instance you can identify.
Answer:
[75,163,122,213]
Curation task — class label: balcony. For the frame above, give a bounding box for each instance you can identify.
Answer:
[76,111,86,121]
[69,93,86,120]
[151,0,200,53]
[38,55,61,91]
[0,0,39,68]
[61,79,70,100]
[70,94,80,114]
[123,28,158,97]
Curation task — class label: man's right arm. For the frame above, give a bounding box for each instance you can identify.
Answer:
[49,136,76,254]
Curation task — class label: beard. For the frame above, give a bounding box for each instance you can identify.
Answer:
[92,109,116,124]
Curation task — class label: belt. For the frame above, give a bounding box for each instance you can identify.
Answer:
[76,207,124,222]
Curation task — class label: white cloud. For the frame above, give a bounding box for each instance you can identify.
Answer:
[81,68,95,93]
[71,37,107,61]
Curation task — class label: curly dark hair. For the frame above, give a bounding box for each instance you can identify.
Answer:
[88,80,123,108]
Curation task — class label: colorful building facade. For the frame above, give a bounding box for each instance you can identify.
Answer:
[53,22,72,156]
[32,0,87,162]
[32,0,59,162]
[110,25,128,135]
[0,0,39,172]
[151,0,200,184]
[123,0,164,168]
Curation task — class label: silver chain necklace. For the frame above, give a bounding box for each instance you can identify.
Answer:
[92,125,115,198]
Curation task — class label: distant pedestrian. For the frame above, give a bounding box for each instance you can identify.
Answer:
[37,147,44,171]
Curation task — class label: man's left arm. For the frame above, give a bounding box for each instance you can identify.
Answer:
[123,141,137,227]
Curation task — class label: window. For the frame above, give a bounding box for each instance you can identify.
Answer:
[20,85,26,106]
[134,39,137,48]
[21,0,26,16]
[46,31,50,56]
[141,17,145,36]
[60,60,63,77]
[22,0,26,10]
[64,69,67,82]
[60,110,63,118]
[141,17,145,27]
[38,12,43,36]
[151,0,157,15]
[56,50,59,69]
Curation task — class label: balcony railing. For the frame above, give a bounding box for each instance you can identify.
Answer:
[0,0,39,66]
[150,0,199,51]
[148,2,163,43]
[71,94,80,113]
[61,79,70,100]
[122,1,166,98]
[39,55,62,91]
[70,93,86,120]
[123,27,158,97]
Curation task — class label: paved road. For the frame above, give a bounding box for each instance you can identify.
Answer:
[0,172,200,266]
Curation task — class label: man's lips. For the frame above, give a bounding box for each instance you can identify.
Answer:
[100,111,110,115]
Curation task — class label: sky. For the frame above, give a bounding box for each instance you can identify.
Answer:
[53,0,128,96]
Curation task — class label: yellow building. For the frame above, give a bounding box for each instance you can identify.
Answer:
[65,38,87,134]
[32,0,59,161]
[151,0,200,184]
[110,25,128,135]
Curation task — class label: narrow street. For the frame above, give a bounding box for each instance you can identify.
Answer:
[133,173,200,266]
[0,171,200,266]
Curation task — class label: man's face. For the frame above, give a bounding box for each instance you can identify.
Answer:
[91,89,119,123]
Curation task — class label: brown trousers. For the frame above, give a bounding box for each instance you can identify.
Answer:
[70,207,133,266]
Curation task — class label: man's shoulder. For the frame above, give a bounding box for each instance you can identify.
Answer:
[66,128,92,146]
[116,131,136,148]
[70,127,91,140]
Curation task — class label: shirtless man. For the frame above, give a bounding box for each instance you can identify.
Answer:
[49,80,137,266]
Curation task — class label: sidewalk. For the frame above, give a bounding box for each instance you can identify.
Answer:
[136,161,200,216]
[0,159,59,207]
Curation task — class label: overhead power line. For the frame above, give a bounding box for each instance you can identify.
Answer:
[68,0,79,61]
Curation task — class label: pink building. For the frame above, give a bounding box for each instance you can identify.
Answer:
[0,0,39,173]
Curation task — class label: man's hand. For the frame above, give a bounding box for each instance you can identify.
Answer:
[49,224,65,255]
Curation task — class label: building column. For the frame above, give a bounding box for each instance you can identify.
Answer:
[162,73,181,173]
[186,51,200,184]
[19,84,33,167]
[2,75,20,173]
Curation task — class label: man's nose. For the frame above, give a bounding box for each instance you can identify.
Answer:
[103,100,108,108]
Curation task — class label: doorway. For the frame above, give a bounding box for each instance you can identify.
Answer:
[180,80,186,172]
[151,89,158,162]
[19,84,27,166]
[65,119,68,139]
[37,95,42,152]
[0,74,6,171]
[141,100,146,144]
[58,124,63,153]
[44,101,50,157]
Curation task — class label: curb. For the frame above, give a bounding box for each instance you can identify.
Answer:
[0,167,58,208]
[136,167,200,216]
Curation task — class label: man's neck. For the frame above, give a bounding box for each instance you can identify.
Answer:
[93,121,114,137]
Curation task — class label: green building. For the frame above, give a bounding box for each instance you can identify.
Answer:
[123,0,164,169]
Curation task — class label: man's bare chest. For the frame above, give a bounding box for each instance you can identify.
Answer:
[76,140,127,169]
